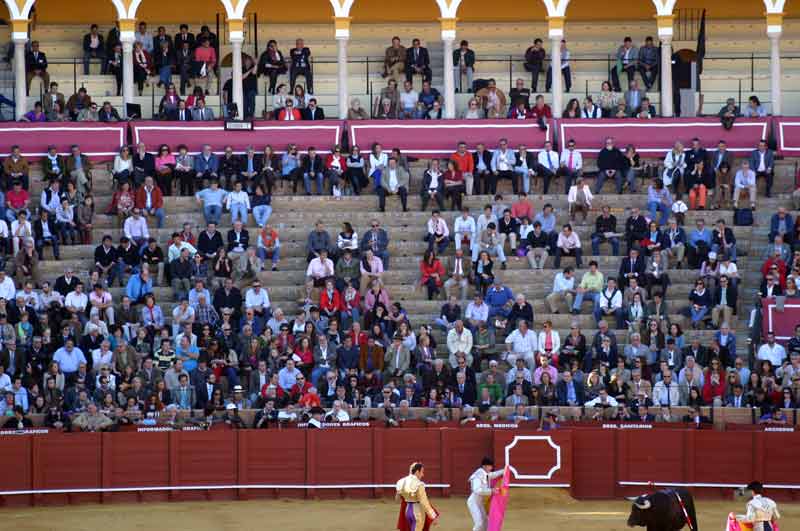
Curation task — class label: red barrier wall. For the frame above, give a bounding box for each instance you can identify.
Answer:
[761,298,800,342]
[130,120,345,154]
[558,118,770,157]
[347,119,552,157]
[0,122,127,160]
[773,117,800,156]
[1,428,799,507]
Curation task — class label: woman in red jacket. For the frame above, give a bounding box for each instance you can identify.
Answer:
[702,356,727,404]
[319,278,343,322]
[443,159,465,211]
[325,144,348,195]
[419,249,445,301]
[293,336,314,376]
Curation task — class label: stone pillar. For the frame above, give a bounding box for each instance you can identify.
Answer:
[13,37,26,120]
[11,20,28,120]
[120,19,136,118]
[441,18,456,119]
[231,39,244,118]
[660,36,673,117]
[228,18,244,119]
[657,16,674,118]
[335,17,351,120]
[769,34,781,116]
[767,12,783,116]
[548,17,565,118]
[549,37,563,118]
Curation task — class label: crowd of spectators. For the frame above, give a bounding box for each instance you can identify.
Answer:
[0,123,797,432]
[18,29,773,125]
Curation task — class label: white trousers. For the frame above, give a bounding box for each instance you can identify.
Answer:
[467,493,488,531]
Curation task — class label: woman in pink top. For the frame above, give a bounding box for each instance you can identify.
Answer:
[193,39,217,95]
[359,248,384,294]
[154,144,176,196]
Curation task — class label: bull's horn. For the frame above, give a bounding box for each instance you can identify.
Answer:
[625,497,638,502]
[634,500,652,510]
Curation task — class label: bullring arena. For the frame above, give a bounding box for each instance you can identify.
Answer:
[2,0,800,529]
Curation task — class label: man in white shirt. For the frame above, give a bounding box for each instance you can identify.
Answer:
[65,282,89,324]
[558,138,583,194]
[0,365,11,391]
[536,141,560,195]
[491,138,518,195]
[326,400,350,422]
[0,270,15,301]
[167,233,197,263]
[475,205,497,238]
[11,211,33,255]
[305,248,335,299]
[554,223,582,268]
[504,319,538,368]
[506,358,532,384]
[446,320,473,368]
[733,160,757,210]
[652,370,681,406]
[16,282,41,311]
[134,22,154,53]
[738,481,781,531]
[39,181,61,217]
[465,293,489,332]
[123,208,150,249]
[399,80,418,118]
[757,332,787,367]
[244,280,271,319]
[453,207,476,252]
[545,267,575,313]
[425,210,450,255]
[584,388,619,408]
[594,277,623,330]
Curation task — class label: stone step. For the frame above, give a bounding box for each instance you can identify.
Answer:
[84,206,787,234]
[78,227,763,258]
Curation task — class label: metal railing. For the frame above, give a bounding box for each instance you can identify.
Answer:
[9,48,800,120]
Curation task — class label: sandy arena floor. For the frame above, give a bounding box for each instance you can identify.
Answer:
[4,489,799,530]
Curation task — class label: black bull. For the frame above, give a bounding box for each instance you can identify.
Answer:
[627,488,699,531]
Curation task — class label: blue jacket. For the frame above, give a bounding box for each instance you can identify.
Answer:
[662,227,686,249]
[194,153,219,174]
[770,213,794,237]
[126,273,153,301]
[749,149,774,174]
[484,285,514,311]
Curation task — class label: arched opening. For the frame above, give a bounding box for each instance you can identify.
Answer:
[350,0,439,23]
[456,0,546,22]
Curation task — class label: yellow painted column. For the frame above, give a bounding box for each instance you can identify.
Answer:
[548,16,565,118]
[440,17,456,119]
[767,12,783,115]
[11,19,28,120]
[335,16,351,119]
[657,15,674,117]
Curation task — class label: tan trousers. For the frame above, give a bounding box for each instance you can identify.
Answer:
[498,232,518,251]
[444,277,469,301]
[527,248,548,269]
[660,243,685,266]
[711,305,733,328]
[545,291,574,313]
